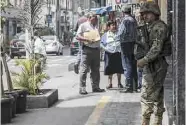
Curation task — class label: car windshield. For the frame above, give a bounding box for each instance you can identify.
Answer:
[42,36,55,41]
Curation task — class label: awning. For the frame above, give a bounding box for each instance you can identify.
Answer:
[86,6,113,15]
[95,6,113,15]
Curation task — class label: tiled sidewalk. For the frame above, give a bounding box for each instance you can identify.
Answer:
[97,91,142,125]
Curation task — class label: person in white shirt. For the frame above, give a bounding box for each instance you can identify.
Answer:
[34,36,46,57]
[34,33,47,70]
[100,21,124,89]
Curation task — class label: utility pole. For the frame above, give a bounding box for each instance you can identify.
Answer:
[47,0,51,27]
[64,0,67,31]
[72,0,74,29]
[56,0,60,40]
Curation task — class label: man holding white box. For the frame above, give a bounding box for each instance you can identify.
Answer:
[76,11,105,95]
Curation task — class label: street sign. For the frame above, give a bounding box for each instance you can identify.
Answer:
[46,14,52,23]
[112,0,142,12]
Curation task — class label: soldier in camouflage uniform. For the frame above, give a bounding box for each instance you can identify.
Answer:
[137,2,170,125]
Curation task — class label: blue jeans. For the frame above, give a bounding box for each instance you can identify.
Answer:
[121,42,137,90]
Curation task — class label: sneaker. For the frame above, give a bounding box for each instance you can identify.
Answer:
[74,64,79,74]
[93,88,105,93]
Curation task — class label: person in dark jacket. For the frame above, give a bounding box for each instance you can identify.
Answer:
[115,6,138,93]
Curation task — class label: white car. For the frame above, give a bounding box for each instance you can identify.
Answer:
[41,36,64,55]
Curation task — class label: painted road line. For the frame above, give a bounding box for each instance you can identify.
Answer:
[85,96,111,125]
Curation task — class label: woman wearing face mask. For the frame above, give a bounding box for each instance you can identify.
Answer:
[100,21,124,89]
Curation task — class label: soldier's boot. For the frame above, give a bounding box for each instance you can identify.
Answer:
[141,118,150,125]
[152,116,163,125]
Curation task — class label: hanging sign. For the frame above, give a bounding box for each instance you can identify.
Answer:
[112,0,142,12]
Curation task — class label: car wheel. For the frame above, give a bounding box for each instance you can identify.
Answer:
[60,49,63,55]
[56,49,61,55]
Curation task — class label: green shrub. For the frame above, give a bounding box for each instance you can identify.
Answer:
[12,59,49,95]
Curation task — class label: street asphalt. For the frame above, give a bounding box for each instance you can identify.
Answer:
[4,47,169,125]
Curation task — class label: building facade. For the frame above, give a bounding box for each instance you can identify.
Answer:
[1,0,25,42]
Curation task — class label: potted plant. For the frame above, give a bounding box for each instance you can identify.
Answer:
[1,93,14,124]
[1,53,14,124]
[12,58,58,109]
[1,25,21,120]
[1,43,27,115]
[2,52,20,116]
[12,58,49,95]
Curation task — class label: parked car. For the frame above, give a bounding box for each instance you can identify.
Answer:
[9,39,26,59]
[41,36,64,55]
[70,37,79,55]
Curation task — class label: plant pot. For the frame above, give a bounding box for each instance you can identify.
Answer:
[5,91,19,118]
[15,89,28,113]
[27,89,58,109]
[1,95,14,124]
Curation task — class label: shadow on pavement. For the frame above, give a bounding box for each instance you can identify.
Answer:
[52,93,99,108]
[9,106,95,125]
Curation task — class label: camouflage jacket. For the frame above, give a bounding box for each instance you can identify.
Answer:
[143,20,169,63]
[134,23,149,60]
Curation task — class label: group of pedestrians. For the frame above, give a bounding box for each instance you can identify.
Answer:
[74,1,171,125]
[75,6,140,94]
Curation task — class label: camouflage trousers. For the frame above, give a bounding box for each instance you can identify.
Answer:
[141,57,168,125]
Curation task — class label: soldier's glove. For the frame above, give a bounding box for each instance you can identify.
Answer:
[137,58,148,68]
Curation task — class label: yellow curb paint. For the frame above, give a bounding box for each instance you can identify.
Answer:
[85,96,111,125]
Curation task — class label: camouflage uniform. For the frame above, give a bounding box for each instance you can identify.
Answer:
[139,2,169,125]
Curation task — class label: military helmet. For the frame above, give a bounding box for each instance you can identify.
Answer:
[140,2,161,16]
[122,5,131,13]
